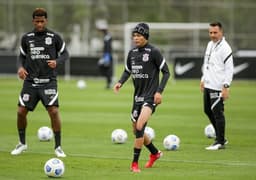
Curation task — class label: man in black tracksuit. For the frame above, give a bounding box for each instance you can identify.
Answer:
[97,21,113,89]
[113,23,170,172]
[11,8,69,157]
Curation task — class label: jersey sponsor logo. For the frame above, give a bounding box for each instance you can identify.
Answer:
[44,89,56,95]
[175,62,195,75]
[22,94,30,102]
[132,65,143,69]
[210,92,220,99]
[135,96,144,102]
[142,53,149,62]
[132,73,149,79]
[31,54,50,60]
[29,46,50,60]
[45,37,52,45]
[31,47,45,51]
[33,78,50,84]
[233,63,249,75]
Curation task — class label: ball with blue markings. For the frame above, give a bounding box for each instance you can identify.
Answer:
[44,158,65,177]
[163,134,180,150]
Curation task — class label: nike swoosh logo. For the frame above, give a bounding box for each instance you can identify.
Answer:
[175,62,195,75]
[234,63,249,74]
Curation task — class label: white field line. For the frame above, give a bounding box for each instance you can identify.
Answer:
[2,150,256,167]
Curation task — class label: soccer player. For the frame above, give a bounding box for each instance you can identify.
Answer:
[11,8,69,157]
[96,20,113,89]
[200,22,234,150]
[113,23,170,172]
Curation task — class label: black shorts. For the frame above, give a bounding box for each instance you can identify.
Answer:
[130,101,156,122]
[18,80,59,111]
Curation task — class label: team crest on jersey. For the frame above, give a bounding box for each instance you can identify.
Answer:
[142,53,149,62]
[45,37,52,45]
[22,94,30,102]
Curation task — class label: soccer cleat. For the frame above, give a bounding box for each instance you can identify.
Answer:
[205,143,225,150]
[145,150,163,168]
[55,146,66,157]
[11,142,27,155]
[130,162,141,173]
[212,139,228,145]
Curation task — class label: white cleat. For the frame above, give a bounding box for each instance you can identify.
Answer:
[11,142,27,155]
[205,143,225,150]
[55,146,66,157]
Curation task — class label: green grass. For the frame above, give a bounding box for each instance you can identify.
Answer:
[0,75,255,180]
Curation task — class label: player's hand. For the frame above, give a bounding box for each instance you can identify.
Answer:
[221,88,230,101]
[200,81,204,92]
[113,82,122,93]
[17,67,28,80]
[47,60,57,69]
[154,92,162,105]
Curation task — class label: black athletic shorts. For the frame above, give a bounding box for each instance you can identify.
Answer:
[130,100,156,122]
[18,80,59,111]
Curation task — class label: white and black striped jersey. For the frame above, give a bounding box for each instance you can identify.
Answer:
[18,28,69,81]
[119,43,170,103]
[201,37,234,90]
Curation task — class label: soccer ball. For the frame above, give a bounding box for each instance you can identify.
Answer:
[163,134,180,150]
[77,80,86,89]
[37,126,53,141]
[111,129,128,144]
[44,158,65,177]
[145,126,155,141]
[204,124,216,138]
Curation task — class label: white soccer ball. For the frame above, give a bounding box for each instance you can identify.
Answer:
[44,158,65,177]
[111,129,128,144]
[163,134,180,150]
[145,126,155,141]
[77,80,86,89]
[204,124,216,138]
[37,126,53,141]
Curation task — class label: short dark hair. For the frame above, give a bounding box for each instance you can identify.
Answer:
[210,21,222,29]
[32,8,47,19]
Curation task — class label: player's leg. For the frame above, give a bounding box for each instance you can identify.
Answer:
[205,90,225,150]
[203,88,217,131]
[47,106,61,147]
[41,81,66,157]
[17,106,29,145]
[105,66,112,89]
[142,105,163,168]
[131,106,152,172]
[47,106,66,157]
[211,95,225,145]
[11,82,38,155]
[130,122,142,172]
[11,106,29,155]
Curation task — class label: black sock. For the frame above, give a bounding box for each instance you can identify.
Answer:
[54,131,61,149]
[18,128,26,144]
[146,142,158,154]
[133,148,141,162]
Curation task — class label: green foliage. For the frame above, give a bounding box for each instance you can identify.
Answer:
[0,77,255,179]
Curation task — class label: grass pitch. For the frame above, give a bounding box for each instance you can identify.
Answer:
[0,76,255,180]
